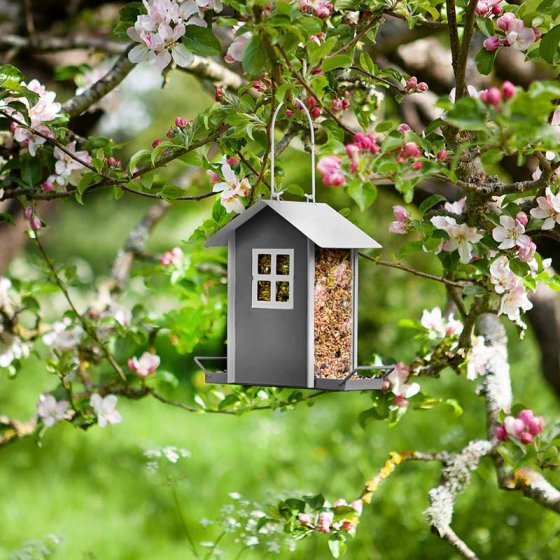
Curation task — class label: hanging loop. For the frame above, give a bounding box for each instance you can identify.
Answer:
[269,98,316,203]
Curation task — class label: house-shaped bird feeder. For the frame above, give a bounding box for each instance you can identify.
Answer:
[196,100,393,391]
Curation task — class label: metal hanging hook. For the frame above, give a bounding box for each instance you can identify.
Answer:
[269,98,316,203]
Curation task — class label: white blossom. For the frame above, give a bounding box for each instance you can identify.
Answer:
[90,393,122,427]
[213,157,251,214]
[0,277,12,309]
[387,363,420,398]
[0,333,30,367]
[530,188,560,230]
[36,394,70,427]
[42,318,84,351]
[492,215,530,250]
[430,216,482,263]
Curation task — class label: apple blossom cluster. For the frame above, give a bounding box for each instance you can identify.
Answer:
[128,351,161,378]
[489,256,533,324]
[316,128,434,188]
[482,12,539,53]
[298,499,363,534]
[298,0,334,19]
[479,81,516,106]
[41,141,92,192]
[211,156,251,214]
[495,409,545,445]
[385,363,420,408]
[42,318,84,352]
[1,79,61,156]
[475,0,504,17]
[128,0,222,71]
[161,246,184,266]
[420,307,463,340]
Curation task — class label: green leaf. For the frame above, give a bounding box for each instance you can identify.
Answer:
[328,537,347,558]
[446,97,488,131]
[347,181,377,211]
[0,64,23,87]
[322,54,353,73]
[128,149,151,174]
[159,184,185,201]
[475,48,497,76]
[182,26,221,57]
[418,194,447,215]
[540,24,560,65]
[308,36,338,65]
[476,18,495,37]
[242,35,268,74]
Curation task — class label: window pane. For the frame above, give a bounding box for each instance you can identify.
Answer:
[257,281,271,301]
[258,254,271,274]
[276,254,290,275]
[276,281,290,302]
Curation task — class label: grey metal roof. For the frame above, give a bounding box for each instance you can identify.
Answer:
[205,200,382,249]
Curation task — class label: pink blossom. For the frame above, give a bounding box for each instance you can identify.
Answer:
[517,238,536,263]
[504,18,537,51]
[387,362,420,399]
[317,156,345,187]
[333,499,347,508]
[530,188,560,229]
[496,409,545,445]
[353,132,378,153]
[497,12,515,31]
[128,351,161,378]
[215,87,224,101]
[42,181,54,193]
[412,161,423,170]
[397,123,411,133]
[436,149,448,161]
[389,205,409,235]
[318,512,334,534]
[492,215,531,250]
[161,247,183,266]
[298,513,313,527]
[30,216,41,231]
[444,197,466,215]
[489,256,517,294]
[350,500,363,514]
[499,281,533,322]
[175,116,188,127]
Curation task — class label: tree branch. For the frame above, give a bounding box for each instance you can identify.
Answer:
[63,47,134,117]
[455,0,478,100]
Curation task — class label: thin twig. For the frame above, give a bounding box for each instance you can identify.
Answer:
[34,235,127,383]
[275,44,354,135]
[359,252,473,288]
[446,0,460,75]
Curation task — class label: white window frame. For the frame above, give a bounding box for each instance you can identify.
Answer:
[252,248,294,309]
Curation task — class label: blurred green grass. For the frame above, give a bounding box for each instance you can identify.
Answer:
[2,70,560,559]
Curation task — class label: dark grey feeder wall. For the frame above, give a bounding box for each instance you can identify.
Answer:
[204,200,383,391]
[235,207,308,387]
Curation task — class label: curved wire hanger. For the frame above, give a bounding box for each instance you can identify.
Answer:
[269,98,316,203]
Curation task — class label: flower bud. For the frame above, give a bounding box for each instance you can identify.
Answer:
[310,106,322,119]
[175,116,188,127]
[417,82,429,92]
[41,181,54,192]
[412,161,423,170]
[480,87,502,106]
[152,139,162,148]
[436,149,448,161]
[30,216,42,231]
[398,123,412,134]
[483,36,501,53]
[23,207,33,220]
[215,87,224,102]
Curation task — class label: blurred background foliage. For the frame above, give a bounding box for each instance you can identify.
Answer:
[2,70,560,560]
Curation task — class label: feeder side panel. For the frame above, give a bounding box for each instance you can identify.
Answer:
[314,248,354,379]
[352,249,358,371]
[234,207,308,387]
[226,231,236,383]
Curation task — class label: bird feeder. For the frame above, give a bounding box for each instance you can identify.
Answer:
[196,99,393,391]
